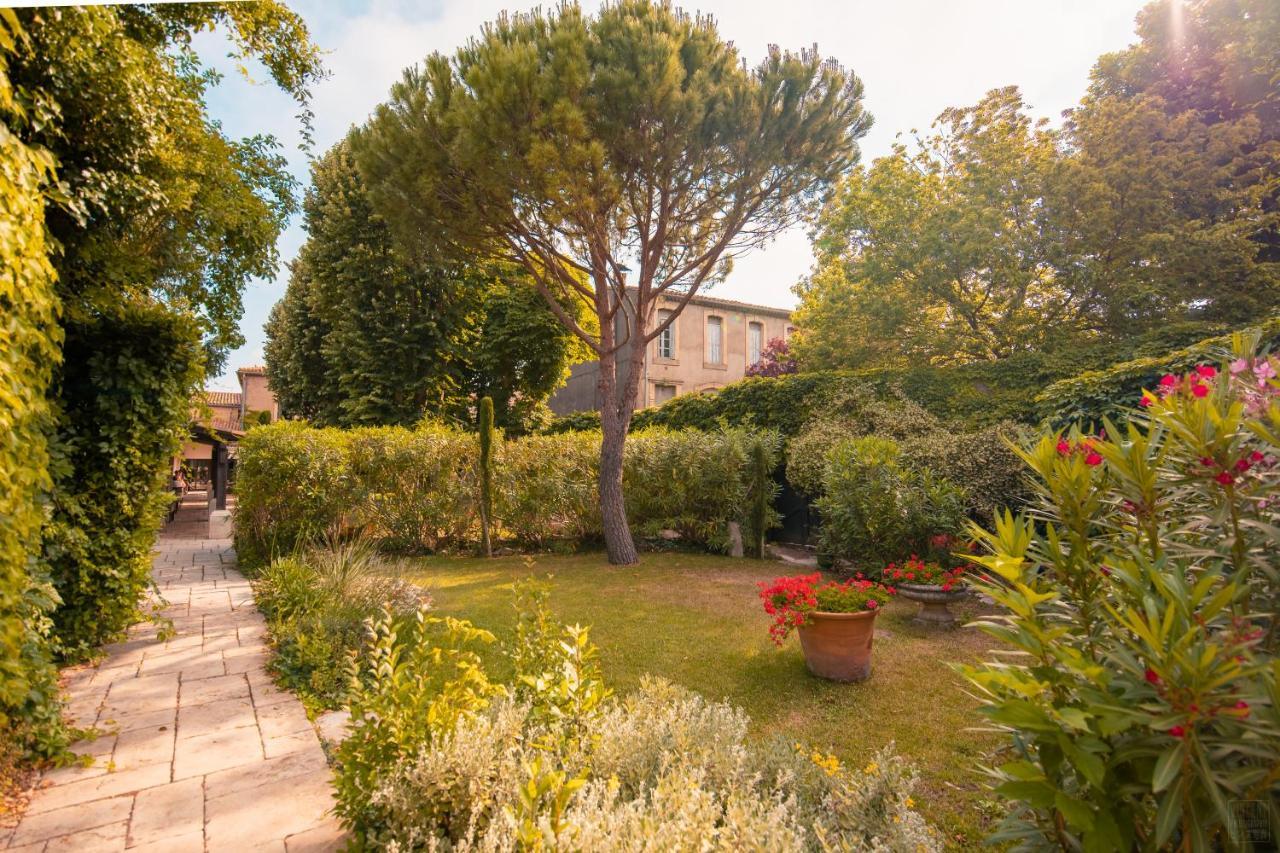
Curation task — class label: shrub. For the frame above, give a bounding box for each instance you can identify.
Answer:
[0,15,68,760]
[235,421,356,570]
[347,424,478,554]
[815,437,967,571]
[254,538,426,709]
[494,431,600,548]
[236,423,778,558]
[1034,314,1280,427]
[624,427,780,552]
[334,592,938,851]
[962,335,1280,849]
[43,301,205,659]
[787,403,1029,525]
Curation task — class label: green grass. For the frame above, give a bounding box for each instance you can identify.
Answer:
[410,550,1005,846]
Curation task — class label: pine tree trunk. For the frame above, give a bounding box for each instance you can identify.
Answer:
[598,409,636,564]
[596,324,642,565]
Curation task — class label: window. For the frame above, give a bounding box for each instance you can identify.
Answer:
[655,309,674,359]
[706,316,723,364]
[654,383,677,405]
[748,322,763,365]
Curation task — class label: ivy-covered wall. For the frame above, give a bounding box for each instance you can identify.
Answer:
[0,14,68,759]
[42,303,205,659]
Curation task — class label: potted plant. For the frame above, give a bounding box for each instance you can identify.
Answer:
[758,573,892,682]
[885,556,967,626]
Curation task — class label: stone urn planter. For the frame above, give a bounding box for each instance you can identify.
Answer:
[895,583,966,627]
[796,609,880,682]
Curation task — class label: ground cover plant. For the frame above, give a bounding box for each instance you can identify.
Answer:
[253,538,425,710]
[407,553,1002,846]
[334,576,941,851]
[962,335,1280,849]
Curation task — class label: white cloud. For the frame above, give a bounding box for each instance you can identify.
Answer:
[204,0,1148,389]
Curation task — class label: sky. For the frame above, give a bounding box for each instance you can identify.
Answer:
[198,0,1152,390]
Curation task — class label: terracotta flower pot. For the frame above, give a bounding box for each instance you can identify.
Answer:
[895,583,966,627]
[796,608,879,682]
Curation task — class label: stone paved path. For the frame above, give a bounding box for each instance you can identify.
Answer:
[2,495,345,852]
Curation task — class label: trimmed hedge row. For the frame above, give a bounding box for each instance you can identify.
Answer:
[546,322,1234,437]
[1035,316,1280,426]
[235,422,780,567]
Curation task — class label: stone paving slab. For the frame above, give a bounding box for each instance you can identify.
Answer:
[5,497,345,852]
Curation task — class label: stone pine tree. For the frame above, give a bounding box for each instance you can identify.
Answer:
[354,1,870,564]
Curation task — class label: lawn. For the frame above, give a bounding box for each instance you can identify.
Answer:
[410,549,1005,847]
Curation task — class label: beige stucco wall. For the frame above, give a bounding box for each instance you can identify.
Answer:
[642,296,792,407]
[239,373,278,420]
[182,441,213,461]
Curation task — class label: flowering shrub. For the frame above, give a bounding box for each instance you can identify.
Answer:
[745,336,798,377]
[884,557,965,590]
[758,572,892,645]
[962,332,1280,850]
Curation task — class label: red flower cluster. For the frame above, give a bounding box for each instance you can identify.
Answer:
[884,556,966,591]
[1056,436,1104,466]
[758,573,891,646]
[1194,450,1267,488]
[1141,365,1217,407]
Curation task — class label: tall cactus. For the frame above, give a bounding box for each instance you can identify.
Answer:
[749,436,770,558]
[478,396,494,557]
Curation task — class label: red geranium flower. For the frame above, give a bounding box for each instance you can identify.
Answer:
[1084,452,1103,466]
[1216,471,1235,486]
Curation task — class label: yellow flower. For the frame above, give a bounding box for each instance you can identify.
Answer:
[905,797,915,808]
[893,815,901,824]
[863,762,879,774]
[809,751,840,776]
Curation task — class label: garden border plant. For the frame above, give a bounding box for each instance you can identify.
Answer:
[961,332,1280,849]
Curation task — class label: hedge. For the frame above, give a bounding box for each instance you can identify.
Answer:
[42,302,206,659]
[235,422,781,567]
[544,322,1233,437]
[0,23,66,758]
[1035,316,1280,427]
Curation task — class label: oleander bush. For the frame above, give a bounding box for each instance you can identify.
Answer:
[815,436,967,571]
[254,537,427,709]
[235,423,779,565]
[333,586,939,851]
[963,333,1280,849]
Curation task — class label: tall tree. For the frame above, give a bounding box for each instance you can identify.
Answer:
[354,1,869,563]
[12,3,322,371]
[265,139,586,431]
[796,88,1076,367]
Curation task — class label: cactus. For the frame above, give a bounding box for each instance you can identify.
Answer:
[478,396,494,557]
[749,436,770,558]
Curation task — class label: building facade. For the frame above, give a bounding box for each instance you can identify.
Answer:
[548,291,793,415]
[180,366,279,485]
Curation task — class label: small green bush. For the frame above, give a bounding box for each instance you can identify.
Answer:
[815,436,967,571]
[254,538,425,709]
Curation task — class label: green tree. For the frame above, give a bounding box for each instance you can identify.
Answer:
[263,140,585,431]
[0,1,320,756]
[12,3,322,371]
[354,1,869,563]
[796,87,1084,368]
